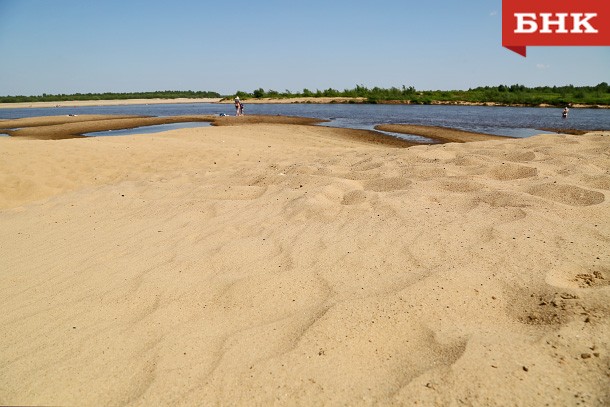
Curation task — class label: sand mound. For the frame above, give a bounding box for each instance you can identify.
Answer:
[528,183,605,206]
[0,125,608,406]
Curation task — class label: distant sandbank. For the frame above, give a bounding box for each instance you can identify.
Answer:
[2,97,608,109]
[0,97,365,109]
[0,98,223,109]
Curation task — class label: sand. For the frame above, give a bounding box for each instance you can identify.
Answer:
[0,115,498,146]
[0,115,326,140]
[375,124,509,143]
[0,120,609,406]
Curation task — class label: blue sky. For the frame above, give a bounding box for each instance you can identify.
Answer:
[0,0,608,96]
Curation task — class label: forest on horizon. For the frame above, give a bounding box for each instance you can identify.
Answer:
[2,83,609,107]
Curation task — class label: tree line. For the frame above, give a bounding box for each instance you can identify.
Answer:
[0,90,221,103]
[2,84,609,106]
[233,83,610,106]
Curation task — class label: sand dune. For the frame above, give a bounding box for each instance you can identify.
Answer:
[0,123,608,406]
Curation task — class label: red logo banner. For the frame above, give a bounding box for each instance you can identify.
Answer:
[502,0,610,56]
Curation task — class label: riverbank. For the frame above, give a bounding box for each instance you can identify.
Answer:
[2,97,608,109]
[0,97,365,109]
[222,98,610,109]
[1,122,608,405]
[0,98,223,109]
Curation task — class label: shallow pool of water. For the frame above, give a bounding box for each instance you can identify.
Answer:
[84,121,211,137]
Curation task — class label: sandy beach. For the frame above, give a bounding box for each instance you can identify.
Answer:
[0,118,608,405]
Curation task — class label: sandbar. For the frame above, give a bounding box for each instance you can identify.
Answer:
[376,123,509,143]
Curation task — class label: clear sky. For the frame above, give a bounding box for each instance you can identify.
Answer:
[0,0,608,96]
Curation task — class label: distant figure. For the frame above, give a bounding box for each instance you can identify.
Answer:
[234,96,241,116]
[562,106,569,119]
[239,102,244,116]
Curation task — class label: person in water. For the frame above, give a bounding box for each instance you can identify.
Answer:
[234,96,241,116]
[562,106,569,119]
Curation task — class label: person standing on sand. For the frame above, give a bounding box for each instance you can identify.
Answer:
[234,96,241,116]
[562,106,569,119]
[239,101,244,116]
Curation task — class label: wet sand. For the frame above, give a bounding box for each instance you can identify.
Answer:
[376,124,510,143]
[1,114,501,145]
[0,115,324,140]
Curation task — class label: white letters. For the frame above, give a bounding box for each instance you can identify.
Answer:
[540,13,569,33]
[515,13,537,33]
[571,13,598,33]
[514,12,598,34]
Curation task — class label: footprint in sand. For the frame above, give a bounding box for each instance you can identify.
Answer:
[505,286,575,327]
[198,185,267,201]
[527,183,605,206]
[440,180,484,193]
[477,191,533,208]
[500,150,537,163]
[363,177,412,192]
[407,166,447,180]
[486,164,538,181]
[451,155,491,167]
[341,190,368,205]
[351,158,384,172]
[579,174,610,191]
[546,265,610,290]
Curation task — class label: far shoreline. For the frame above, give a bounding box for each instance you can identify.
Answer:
[1,97,608,110]
[0,98,223,109]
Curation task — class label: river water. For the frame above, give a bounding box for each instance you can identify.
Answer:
[1,103,608,138]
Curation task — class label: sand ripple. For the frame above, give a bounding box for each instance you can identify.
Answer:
[0,123,608,406]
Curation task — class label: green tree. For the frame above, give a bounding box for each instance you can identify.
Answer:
[253,88,265,98]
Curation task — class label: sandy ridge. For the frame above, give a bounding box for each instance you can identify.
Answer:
[376,124,509,143]
[0,115,322,140]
